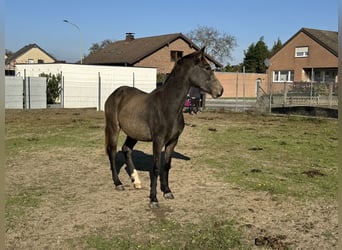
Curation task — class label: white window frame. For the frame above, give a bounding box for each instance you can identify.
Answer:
[295,46,309,57]
[273,70,294,82]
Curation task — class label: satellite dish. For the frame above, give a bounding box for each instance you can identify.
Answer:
[264,58,270,67]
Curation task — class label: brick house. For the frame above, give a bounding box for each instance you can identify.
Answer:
[5,43,57,75]
[82,33,222,75]
[268,28,338,93]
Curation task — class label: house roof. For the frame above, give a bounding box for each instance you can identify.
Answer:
[301,28,338,56]
[82,33,223,68]
[273,28,338,59]
[5,43,57,64]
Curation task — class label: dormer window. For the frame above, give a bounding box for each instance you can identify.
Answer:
[295,46,309,57]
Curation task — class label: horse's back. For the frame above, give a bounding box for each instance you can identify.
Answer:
[107,86,147,101]
[105,86,148,111]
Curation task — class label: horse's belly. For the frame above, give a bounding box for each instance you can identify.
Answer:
[120,117,152,141]
[122,126,152,141]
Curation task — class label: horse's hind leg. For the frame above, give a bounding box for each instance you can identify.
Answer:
[105,120,124,190]
[122,136,142,189]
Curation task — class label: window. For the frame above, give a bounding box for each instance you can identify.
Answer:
[38,59,44,64]
[295,47,309,57]
[273,70,294,82]
[170,50,183,62]
[27,59,34,64]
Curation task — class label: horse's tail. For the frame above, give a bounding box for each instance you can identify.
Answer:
[104,123,110,156]
[104,92,116,156]
[104,87,125,155]
[104,101,111,156]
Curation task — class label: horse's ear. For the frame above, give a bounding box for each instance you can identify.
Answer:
[195,47,206,61]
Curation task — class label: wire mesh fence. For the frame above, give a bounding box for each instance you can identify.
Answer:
[256,81,338,112]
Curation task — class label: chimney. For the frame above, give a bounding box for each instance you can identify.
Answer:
[125,33,135,41]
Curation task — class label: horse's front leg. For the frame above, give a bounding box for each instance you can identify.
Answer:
[160,138,178,199]
[149,141,163,208]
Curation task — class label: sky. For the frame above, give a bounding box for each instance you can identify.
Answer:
[5,0,339,65]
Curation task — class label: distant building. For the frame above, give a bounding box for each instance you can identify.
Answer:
[82,33,223,75]
[5,44,58,75]
[268,27,338,92]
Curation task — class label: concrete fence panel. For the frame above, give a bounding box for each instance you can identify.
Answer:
[5,77,23,109]
[26,77,47,109]
[15,64,157,111]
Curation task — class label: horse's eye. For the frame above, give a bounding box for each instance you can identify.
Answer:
[205,66,211,71]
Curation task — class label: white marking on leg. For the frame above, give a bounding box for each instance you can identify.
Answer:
[131,169,142,189]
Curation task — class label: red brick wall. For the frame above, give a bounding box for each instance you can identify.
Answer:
[213,72,268,98]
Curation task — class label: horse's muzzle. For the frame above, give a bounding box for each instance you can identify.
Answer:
[212,86,224,98]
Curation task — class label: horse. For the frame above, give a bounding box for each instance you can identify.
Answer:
[104,47,223,208]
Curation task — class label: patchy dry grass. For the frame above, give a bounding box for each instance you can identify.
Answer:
[193,112,337,200]
[5,109,338,249]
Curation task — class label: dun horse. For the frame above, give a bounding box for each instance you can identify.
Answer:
[105,48,223,208]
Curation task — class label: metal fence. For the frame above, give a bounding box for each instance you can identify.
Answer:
[256,81,338,112]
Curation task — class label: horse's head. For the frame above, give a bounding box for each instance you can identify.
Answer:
[185,47,223,98]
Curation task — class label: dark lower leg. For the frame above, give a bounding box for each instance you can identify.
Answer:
[150,143,162,208]
[122,137,141,188]
[106,123,123,190]
[149,168,159,205]
[160,140,177,198]
[160,163,171,194]
[107,146,123,190]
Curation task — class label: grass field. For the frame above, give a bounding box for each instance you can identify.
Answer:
[196,113,337,200]
[5,109,338,249]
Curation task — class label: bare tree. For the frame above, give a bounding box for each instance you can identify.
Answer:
[187,25,237,65]
[88,39,113,55]
[5,49,13,57]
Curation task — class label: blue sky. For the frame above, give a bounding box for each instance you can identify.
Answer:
[5,0,338,65]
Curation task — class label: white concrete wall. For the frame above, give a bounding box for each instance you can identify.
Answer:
[5,77,23,109]
[26,77,47,109]
[15,64,157,110]
[5,76,46,109]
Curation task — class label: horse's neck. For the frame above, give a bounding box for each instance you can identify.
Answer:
[163,72,191,104]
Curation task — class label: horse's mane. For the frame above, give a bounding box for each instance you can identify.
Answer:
[163,51,198,84]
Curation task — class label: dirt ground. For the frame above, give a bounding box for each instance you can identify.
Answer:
[5,110,337,249]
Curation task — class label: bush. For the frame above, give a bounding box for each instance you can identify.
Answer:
[39,73,62,104]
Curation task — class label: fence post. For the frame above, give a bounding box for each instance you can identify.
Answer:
[27,77,31,109]
[283,81,288,106]
[242,66,246,111]
[268,75,272,113]
[61,72,64,108]
[98,72,101,111]
[133,72,135,88]
[235,72,238,112]
[329,82,333,107]
[310,68,314,106]
[23,69,27,109]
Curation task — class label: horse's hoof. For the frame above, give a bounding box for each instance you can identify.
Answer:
[133,183,142,189]
[115,185,125,191]
[149,201,159,209]
[163,192,174,199]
